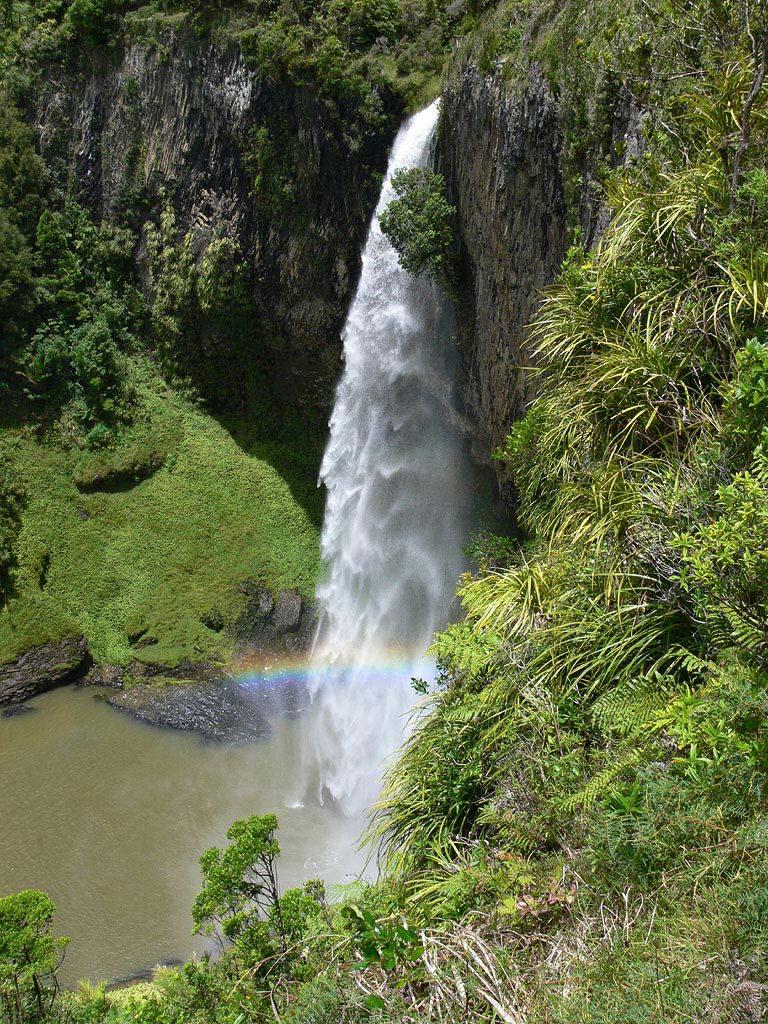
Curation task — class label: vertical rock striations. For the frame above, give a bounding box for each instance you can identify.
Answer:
[441,63,568,462]
[441,57,644,478]
[34,30,393,419]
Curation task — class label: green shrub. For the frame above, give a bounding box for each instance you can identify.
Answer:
[246,125,297,216]
[192,814,285,953]
[0,890,69,1024]
[0,99,48,363]
[19,203,144,422]
[341,903,423,971]
[721,336,768,461]
[0,210,33,356]
[279,976,351,1024]
[61,0,127,47]
[146,207,253,404]
[379,167,455,283]
[26,313,126,419]
[0,100,47,237]
[0,453,23,606]
[336,0,399,48]
[676,454,768,659]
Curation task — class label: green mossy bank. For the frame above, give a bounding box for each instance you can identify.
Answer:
[0,368,322,668]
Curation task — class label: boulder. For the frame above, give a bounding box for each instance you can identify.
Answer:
[272,590,303,634]
[0,636,91,707]
[234,582,315,655]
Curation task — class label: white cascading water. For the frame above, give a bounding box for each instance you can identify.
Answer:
[304,100,474,818]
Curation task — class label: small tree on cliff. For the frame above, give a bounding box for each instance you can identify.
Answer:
[0,890,69,1024]
[379,167,456,285]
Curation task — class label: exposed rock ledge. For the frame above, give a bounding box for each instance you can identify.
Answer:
[35,29,390,418]
[441,63,568,463]
[233,583,316,657]
[0,636,91,709]
[102,679,293,742]
[0,587,314,714]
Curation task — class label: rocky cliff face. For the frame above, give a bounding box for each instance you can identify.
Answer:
[441,58,644,474]
[34,30,392,419]
[441,62,568,464]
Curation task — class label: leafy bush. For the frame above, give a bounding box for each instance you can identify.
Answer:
[279,976,355,1024]
[145,207,253,405]
[235,0,462,135]
[21,205,143,422]
[341,903,423,971]
[0,210,33,355]
[246,125,297,216]
[0,101,47,236]
[337,0,399,48]
[380,167,455,282]
[60,0,128,47]
[676,453,768,658]
[26,312,126,418]
[0,99,47,365]
[0,890,69,1024]
[0,452,23,606]
[721,335,768,460]
[192,813,285,952]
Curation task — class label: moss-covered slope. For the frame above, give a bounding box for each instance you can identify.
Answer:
[0,367,322,668]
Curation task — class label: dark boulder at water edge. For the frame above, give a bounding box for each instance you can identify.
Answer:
[0,636,91,709]
[233,583,315,657]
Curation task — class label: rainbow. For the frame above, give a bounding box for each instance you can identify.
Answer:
[233,652,437,692]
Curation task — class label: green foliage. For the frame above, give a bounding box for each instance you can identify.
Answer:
[341,904,423,971]
[721,334,768,460]
[60,0,127,47]
[0,376,322,667]
[246,125,296,216]
[193,814,284,949]
[0,889,69,1024]
[0,210,33,356]
[463,529,518,569]
[0,8,328,668]
[145,206,254,405]
[278,976,359,1024]
[341,0,399,48]
[234,0,461,132]
[17,203,145,423]
[676,451,768,658]
[0,100,47,236]
[277,879,327,948]
[71,412,182,491]
[379,167,455,282]
[0,453,23,606]
[0,98,47,365]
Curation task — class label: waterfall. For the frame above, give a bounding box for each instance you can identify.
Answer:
[304,100,474,818]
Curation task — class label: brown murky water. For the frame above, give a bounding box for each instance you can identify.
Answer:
[0,685,367,984]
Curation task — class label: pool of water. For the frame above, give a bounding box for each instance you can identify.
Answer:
[0,684,368,984]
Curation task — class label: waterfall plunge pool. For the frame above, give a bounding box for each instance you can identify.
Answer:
[0,681,368,985]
